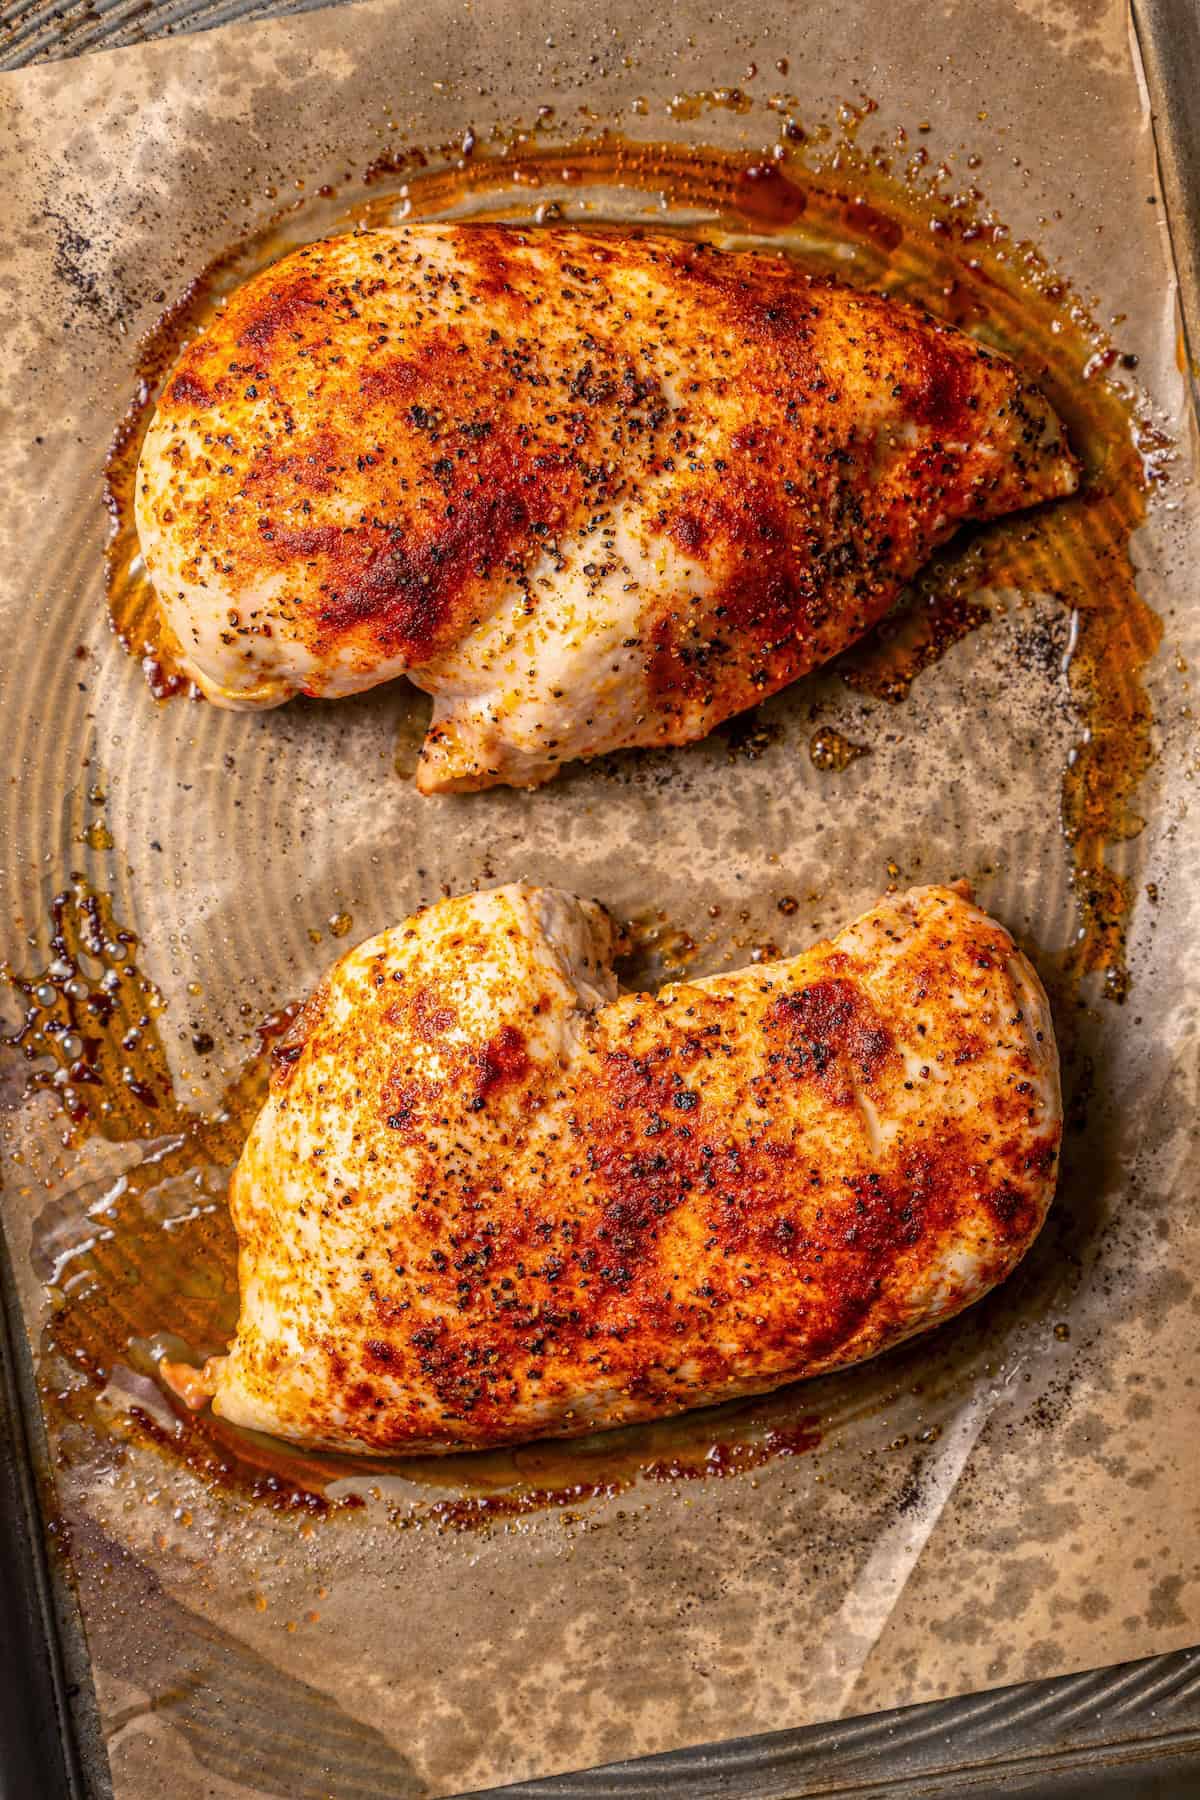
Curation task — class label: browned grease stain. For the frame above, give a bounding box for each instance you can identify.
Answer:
[104,129,1164,999]
[2,878,170,1144]
[404,1419,823,1532]
[7,883,823,1527]
[665,85,754,123]
[839,548,992,706]
[809,726,871,772]
[619,908,699,981]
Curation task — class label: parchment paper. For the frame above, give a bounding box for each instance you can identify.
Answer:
[1,1,1199,1795]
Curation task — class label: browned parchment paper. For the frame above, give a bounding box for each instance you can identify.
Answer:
[1,0,1198,1794]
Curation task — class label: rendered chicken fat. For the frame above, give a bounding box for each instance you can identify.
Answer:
[162,884,1061,1454]
[135,226,1079,790]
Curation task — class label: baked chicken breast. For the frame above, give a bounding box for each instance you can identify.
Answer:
[163,884,1061,1453]
[135,226,1078,790]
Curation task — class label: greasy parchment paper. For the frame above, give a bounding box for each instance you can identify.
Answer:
[2,0,1199,1795]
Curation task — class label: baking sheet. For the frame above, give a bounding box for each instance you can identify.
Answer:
[1,1,1199,1795]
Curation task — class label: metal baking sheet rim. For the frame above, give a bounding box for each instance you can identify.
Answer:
[0,1,1198,1797]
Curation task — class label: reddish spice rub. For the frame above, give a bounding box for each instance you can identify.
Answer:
[163,882,1061,1455]
[134,224,1076,789]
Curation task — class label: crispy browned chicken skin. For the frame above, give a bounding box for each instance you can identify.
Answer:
[163,884,1061,1453]
[136,227,1078,790]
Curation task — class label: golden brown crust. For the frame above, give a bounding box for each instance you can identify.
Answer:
[192,884,1061,1453]
[137,227,1078,778]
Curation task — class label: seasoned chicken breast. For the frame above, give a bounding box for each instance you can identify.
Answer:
[163,884,1061,1453]
[136,227,1078,790]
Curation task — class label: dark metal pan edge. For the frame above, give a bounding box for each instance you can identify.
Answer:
[467,1649,1200,1797]
[0,1229,95,1800]
[1132,0,1200,387]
